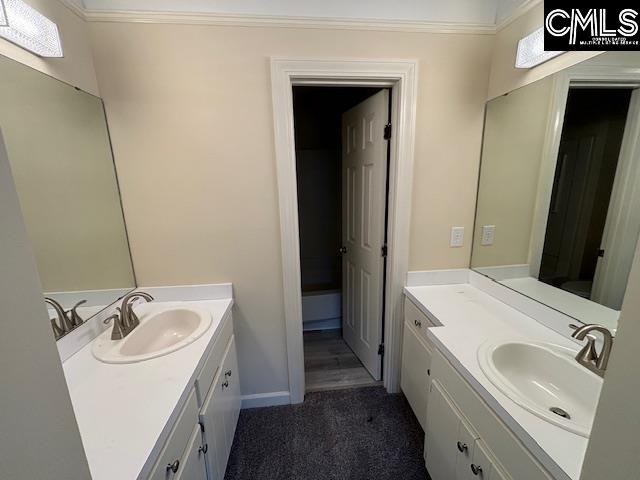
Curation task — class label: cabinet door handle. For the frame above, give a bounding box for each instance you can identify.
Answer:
[222,380,229,389]
[457,441,468,453]
[471,464,483,476]
[198,443,208,454]
[225,370,232,377]
[167,459,180,473]
[414,319,422,328]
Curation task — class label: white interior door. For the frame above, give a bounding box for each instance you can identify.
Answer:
[341,89,389,380]
[592,89,640,309]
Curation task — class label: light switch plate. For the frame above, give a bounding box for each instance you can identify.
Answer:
[450,226,464,247]
[481,225,495,246]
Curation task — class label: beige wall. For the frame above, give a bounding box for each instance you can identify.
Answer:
[0,0,99,95]
[487,3,600,100]
[0,56,135,292]
[472,75,553,268]
[88,23,493,395]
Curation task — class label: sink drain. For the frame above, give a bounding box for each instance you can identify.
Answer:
[549,407,571,419]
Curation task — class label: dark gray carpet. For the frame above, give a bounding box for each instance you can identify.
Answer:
[224,386,430,480]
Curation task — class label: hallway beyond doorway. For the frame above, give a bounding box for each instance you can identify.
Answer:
[304,329,380,392]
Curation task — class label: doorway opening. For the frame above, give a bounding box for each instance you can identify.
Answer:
[294,86,390,392]
[539,87,637,308]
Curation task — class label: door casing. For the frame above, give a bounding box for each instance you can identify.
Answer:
[271,58,418,403]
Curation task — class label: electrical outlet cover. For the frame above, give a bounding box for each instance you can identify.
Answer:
[481,225,495,246]
[450,226,464,247]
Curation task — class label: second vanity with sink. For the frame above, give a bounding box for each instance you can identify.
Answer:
[402,270,605,480]
[62,285,239,480]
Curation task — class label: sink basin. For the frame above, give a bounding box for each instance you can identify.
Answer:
[477,341,603,437]
[92,306,212,364]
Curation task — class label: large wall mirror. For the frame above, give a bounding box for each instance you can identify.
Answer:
[0,54,135,340]
[472,52,640,334]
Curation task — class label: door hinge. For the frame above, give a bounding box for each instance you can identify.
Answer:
[598,248,605,258]
[378,344,385,356]
[381,244,388,257]
[384,123,392,140]
[199,421,205,432]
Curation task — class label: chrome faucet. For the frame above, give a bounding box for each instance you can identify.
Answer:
[104,291,154,340]
[45,297,73,340]
[570,324,614,377]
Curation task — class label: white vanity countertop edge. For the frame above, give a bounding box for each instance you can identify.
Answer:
[62,298,233,480]
[404,284,588,480]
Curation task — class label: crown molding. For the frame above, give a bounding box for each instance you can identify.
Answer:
[495,0,542,32]
[56,0,538,34]
[56,0,86,19]
[81,10,497,34]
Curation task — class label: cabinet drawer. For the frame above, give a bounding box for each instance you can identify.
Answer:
[404,296,437,344]
[150,388,199,480]
[195,313,233,406]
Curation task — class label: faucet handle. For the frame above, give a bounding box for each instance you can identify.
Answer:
[68,300,87,328]
[104,312,127,340]
[576,336,598,363]
[103,313,118,326]
[50,319,65,340]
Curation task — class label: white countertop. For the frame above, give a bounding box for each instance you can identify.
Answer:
[62,298,233,480]
[404,283,589,480]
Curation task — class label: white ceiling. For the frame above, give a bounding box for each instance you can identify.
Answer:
[73,0,533,27]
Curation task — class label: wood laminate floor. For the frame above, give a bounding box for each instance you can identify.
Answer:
[304,329,380,392]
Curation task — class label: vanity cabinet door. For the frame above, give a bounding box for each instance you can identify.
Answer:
[401,320,432,430]
[454,420,480,479]
[150,389,199,480]
[461,440,495,480]
[220,335,241,460]
[489,464,509,480]
[223,335,241,449]
[199,366,228,480]
[174,425,207,480]
[425,380,463,480]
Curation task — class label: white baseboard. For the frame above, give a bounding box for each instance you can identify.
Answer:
[241,391,291,409]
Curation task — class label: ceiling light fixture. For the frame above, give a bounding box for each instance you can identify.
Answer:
[515,27,564,69]
[0,0,63,58]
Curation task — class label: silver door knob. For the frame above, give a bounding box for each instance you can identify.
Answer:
[457,441,468,453]
[471,464,483,476]
[339,246,347,254]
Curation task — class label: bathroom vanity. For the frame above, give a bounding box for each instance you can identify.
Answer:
[398,51,640,480]
[62,291,239,480]
[402,271,596,480]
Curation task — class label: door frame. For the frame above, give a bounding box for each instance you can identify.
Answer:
[528,62,640,280]
[270,58,418,403]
